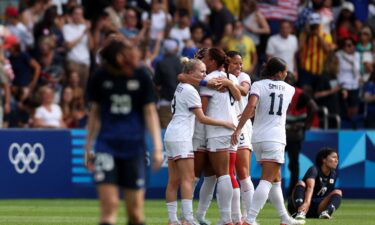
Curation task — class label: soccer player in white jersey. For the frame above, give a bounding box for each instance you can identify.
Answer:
[200,48,242,225]
[226,51,255,224]
[231,57,305,225]
[164,58,236,225]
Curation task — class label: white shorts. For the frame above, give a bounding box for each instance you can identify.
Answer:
[207,136,237,152]
[193,138,207,152]
[165,141,194,161]
[252,142,286,164]
[237,132,252,151]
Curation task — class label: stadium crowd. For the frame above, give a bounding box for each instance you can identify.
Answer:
[0,0,375,130]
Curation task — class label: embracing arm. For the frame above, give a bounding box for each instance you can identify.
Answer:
[219,78,241,101]
[193,108,235,130]
[237,81,250,96]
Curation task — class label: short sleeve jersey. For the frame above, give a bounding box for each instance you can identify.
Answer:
[235,72,252,134]
[200,70,238,138]
[303,165,337,198]
[164,83,202,142]
[250,79,295,144]
[87,66,156,159]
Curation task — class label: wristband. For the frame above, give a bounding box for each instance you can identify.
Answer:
[199,79,208,87]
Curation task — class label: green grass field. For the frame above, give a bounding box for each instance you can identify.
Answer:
[0,199,373,225]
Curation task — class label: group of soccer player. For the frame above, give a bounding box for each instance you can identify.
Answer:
[164,47,342,225]
[83,36,342,225]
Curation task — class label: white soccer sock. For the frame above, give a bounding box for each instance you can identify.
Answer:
[246,180,273,223]
[269,182,289,222]
[167,201,178,222]
[239,176,254,219]
[217,175,233,223]
[196,175,216,220]
[181,199,194,221]
[231,188,242,223]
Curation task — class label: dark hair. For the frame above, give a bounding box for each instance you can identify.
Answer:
[194,47,208,60]
[207,47,228,69]
[284,71,296,85]
[178,8,190,18]
[226,50,241,58]
[100,38,128,70]
[339,37,355,49]
[260,57,287,79]
[315,147,338,168]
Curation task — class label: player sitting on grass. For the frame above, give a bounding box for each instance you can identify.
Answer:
[288,147,342,220]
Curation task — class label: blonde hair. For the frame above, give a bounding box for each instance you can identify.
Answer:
[180,57,203,73]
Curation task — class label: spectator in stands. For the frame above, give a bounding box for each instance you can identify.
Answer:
[60,86,86,128]
[169,9,191,53]
[5,36,40,96]
[66,70,84,102]
[298,13,333,93]
[119,8,147,45]
[5,6,34,51]
[295,0,325,32]
[104,0,126,30]
[141,0,171,41]
[266,20,298,78]
[201,35,214,49]
[190,24,205,49]
[314,54,346,118]
[63,5,93,91]
[285,72,318,196]
[240,0,270,47]
[154,39,182,128]
[336,38,361,126]
[356,27,373,82]
[33,85,65,128]
[222,20,257,75]
[364,69,375,128]
[192,0,210,23]
[33,6,65,50]
[139,31,163,73]
[93,12,117,55]
[336,1,359,42]
[0,59,11,128]
[36,35,64,100]
[21,0,47,33]
[206,0,234,45]
[222,0,240,19]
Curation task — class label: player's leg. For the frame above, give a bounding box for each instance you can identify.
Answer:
[236,148,254,221]
[229,152,241,224]
[288,181,307,219]
[196,160,216,225]
[176,158,196,223]
[97,184,120,225]
[317,189,343,219]
[166,159,181,224]
[124,188,146,225]
[208,148,232,224]
[286,141,301,196]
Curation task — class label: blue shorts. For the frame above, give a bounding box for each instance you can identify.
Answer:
[93,152,146,189]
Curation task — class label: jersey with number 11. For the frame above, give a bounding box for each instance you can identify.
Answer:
[250,79,295,145]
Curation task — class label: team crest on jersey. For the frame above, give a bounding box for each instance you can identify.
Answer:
[103,80,113,89]
[127,80,139,91]
[329,178,334,184]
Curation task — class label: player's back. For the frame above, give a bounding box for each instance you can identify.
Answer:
[165,83,201,142]
[251,79,295,144]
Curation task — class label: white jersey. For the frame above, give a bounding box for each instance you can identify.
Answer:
[250,79,295,145]
[164,83,202,142]
[235,72,253,136]
[200,70,238,138]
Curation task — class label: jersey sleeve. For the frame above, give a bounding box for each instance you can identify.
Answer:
[138,67,157,105]
[184,88,202,110]
[304,166,318,180]
[238,73,251,86]
[249,81,261,98]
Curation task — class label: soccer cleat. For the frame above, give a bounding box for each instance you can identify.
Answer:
[196,217,211,225]
[295,211,306,220]
[319,210,331,219]
[280,216,306,225]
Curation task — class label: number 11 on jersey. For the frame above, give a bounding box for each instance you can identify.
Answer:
[269,92,283,116]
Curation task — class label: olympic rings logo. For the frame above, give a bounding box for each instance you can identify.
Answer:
[8,143,45,174]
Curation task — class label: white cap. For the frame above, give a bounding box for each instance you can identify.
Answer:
[342,1,354,12]
[308,12,322,25]
[163,39,179,53]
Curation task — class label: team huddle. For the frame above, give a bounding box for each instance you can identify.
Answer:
[163,47,341,225]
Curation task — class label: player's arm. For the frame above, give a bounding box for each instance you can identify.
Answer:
[84,103,101,171]
[231,94,258,145]
[192,108,235,130]
[237,81,250,96]
[218,78,242,101]
[305,98,318,129]
[143,103,163,171]
[178,73,220,90]
[299,178,315,213]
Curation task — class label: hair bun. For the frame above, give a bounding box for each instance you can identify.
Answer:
[180,57,190,65]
